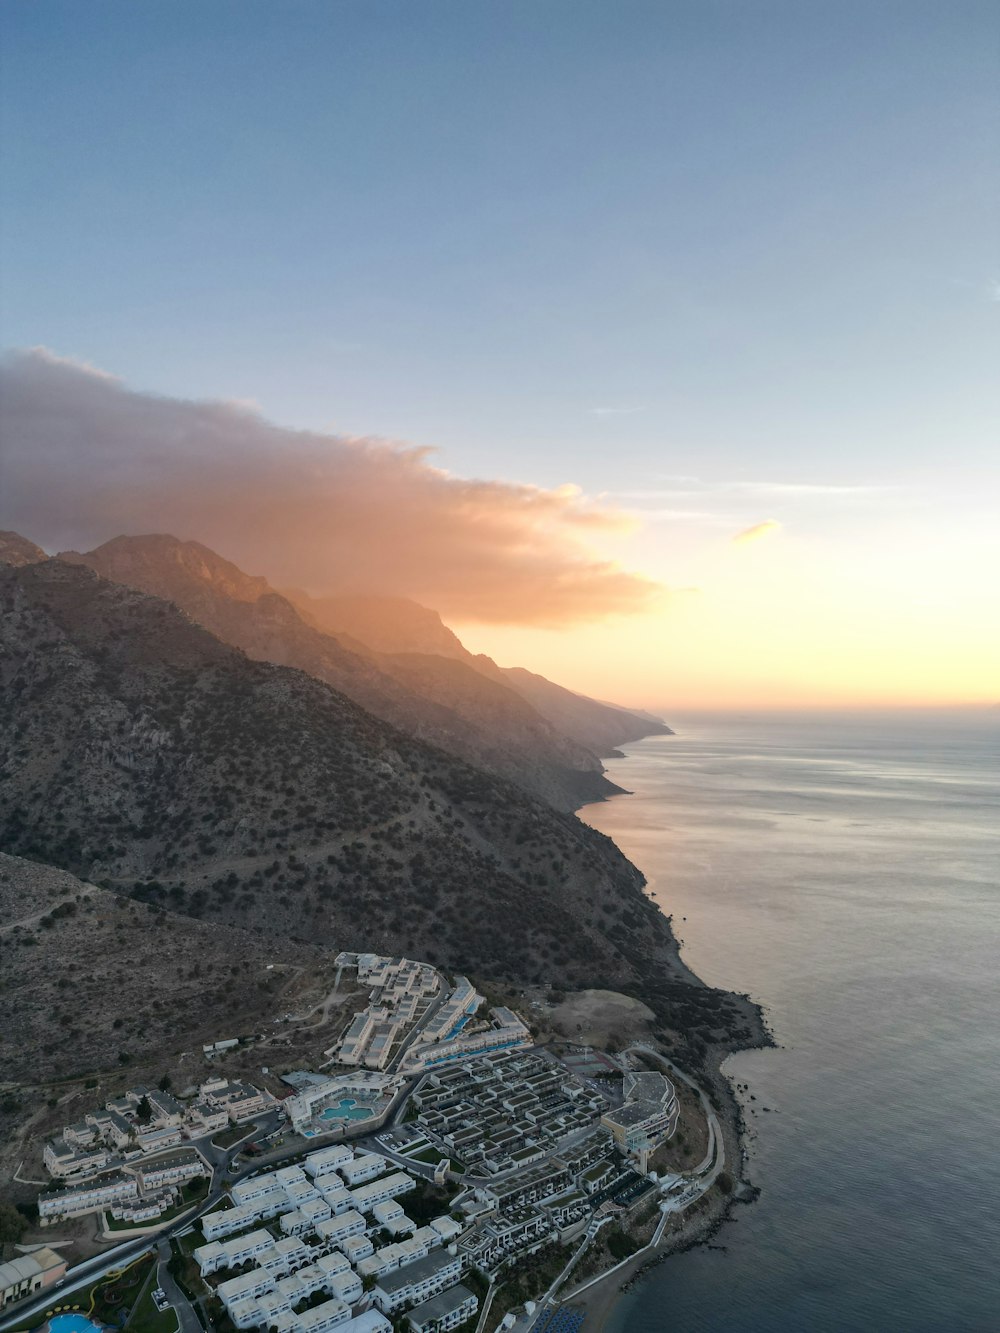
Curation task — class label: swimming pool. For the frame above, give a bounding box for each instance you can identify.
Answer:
[45,1316,104,1333]
[425,1037,523,1065]
[320,1098,373,1122]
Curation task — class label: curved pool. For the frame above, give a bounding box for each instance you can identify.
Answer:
[320,1098,373,1122]
[44,1316,104,1333]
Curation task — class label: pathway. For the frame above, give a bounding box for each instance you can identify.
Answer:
[156,1238,201,1333]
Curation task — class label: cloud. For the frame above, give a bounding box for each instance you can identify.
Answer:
[587,406,643,417]
[642,478,881,499]
[0,348,662,626]
[732,519,782,545]
[729,482,877,497]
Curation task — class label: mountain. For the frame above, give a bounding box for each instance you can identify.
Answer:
[0,557,682,995]
[58,535,623,811]
[0,530,47,567]
[287,589,673,755]
[290,591,469,660]
[482,664,673,755]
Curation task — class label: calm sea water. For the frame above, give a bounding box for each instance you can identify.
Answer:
[581,710,1000,1333]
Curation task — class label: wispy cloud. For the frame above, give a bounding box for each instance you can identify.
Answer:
[732,519,782,545]
[0,348,663,627]
[634,509,734,524]
[646,477,883,498]
[729,481,879,497]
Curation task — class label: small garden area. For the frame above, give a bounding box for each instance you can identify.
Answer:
[405,1144,466,1172]
[401,1178,460,1227]
[91,1256,157,1327]
[123,1269,178,1333]
[212,1123,252,1149]
[167,1235,207,1306]
[482,1242,568,1333]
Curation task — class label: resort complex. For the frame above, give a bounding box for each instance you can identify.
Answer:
[44,1080,275,1179]
[601,1071,680,1173]
[4,952,700,1333]
[31,1077,278,1228]
[327,956,532,1082]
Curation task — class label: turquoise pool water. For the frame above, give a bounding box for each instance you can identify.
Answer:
[320,1098,373,1121]
[426,1037,522,1065]
[45,1317,104,1333]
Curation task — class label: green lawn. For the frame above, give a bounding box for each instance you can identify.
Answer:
[176,1230,203,1257]
[407,1144,466,1172]
[4,1255,169,1333]
[12,1255,159,1332]
[125,1270,179,1333]
[212,1123,253,1149]
[167,1235,210,1307]
[409,1144,444,1163]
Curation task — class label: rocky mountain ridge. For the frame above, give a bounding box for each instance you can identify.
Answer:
[57,534,654,810]
[0,557,678,994]
[290,584,674,756]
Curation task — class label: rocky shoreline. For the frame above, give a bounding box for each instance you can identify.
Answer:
[572,1049,765,1331]
[570,749,775,1332]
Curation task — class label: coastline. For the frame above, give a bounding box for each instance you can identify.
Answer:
[565,1043,760,1332]
[569,731,771,1331]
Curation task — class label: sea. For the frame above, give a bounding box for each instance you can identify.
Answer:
[580,709,1000,1333]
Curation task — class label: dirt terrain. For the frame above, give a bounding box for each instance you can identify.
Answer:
[544,988,656,1048]
[0,853,370,1201]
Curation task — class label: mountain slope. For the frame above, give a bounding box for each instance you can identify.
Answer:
[0,558,677,993]
[59,535,620,811]
[290,590,470,660]
[0,852,329,1085]
[288,587,673,755]
[0,530,47,567]
[489,664,673,754]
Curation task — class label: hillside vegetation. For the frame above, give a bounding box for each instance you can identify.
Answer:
[0,559,674,992]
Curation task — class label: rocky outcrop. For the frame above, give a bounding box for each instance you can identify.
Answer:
[0,530,47,567]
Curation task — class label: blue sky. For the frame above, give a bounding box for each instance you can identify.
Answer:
[2,1,998,704]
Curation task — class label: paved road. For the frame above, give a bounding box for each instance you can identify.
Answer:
[155,1238,200,1333]
[624,1044,723,1180]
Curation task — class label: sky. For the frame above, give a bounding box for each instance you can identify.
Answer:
[1,1,998,709]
